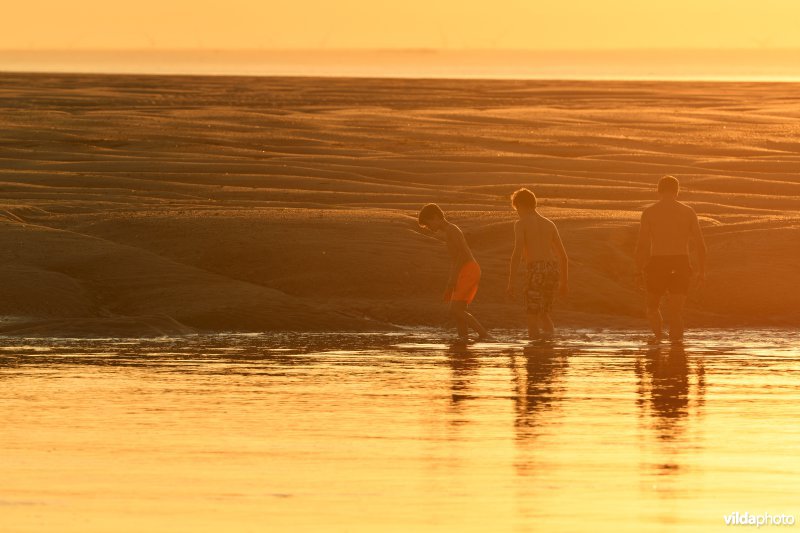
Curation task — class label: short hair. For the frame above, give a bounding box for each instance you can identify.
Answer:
[418,203,445,226]
[511,188,537,211]
[657,175,680,195]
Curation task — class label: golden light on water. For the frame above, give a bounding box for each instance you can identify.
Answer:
[1,1,799,530]
[3,332,800,531]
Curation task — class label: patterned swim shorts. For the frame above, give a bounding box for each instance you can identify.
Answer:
[525,261,559,314]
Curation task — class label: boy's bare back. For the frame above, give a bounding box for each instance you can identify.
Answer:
[443,221,476,269]
[515,215,558,263]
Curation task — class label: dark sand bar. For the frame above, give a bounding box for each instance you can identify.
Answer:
[0,73,799,335]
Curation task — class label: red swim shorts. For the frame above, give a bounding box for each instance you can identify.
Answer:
[445,261,481,304]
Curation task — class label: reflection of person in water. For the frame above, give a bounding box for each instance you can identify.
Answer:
[636,342,706,475]
[635,343,697,483]
[508,344,569,481]
[511,344,568,439]
[637,343,690,441]
[446,343,481,410]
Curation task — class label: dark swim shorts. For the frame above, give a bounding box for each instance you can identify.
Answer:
[525,260,560,314]
[645,255,692,296]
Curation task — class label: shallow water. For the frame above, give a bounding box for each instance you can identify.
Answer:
[2,329,799,532]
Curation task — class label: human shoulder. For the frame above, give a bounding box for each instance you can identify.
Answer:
[679,201,699,219]
[447,220,463,231]
[642,203,657,216]
[533,215,556,234]
[639,204,658,228]
[445,221,464,239]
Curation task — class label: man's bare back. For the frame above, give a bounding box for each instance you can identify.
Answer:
[641,200,701,256]
[635,176,707,343]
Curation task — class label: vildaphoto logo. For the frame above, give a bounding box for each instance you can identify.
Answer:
[723,512,796,527]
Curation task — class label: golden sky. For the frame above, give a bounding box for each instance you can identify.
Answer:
[3,0,799,50]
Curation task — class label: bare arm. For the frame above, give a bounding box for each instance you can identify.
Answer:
[551,223,569,295]
[635,211,651,273]
[445,224,472,290]
[507,221,524,295]
[689,211,707,281]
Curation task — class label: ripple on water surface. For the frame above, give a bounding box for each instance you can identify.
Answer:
[1,329,799,532]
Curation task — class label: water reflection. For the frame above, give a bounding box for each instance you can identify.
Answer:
[512,342,569,440]
[635,342,707,490]
[447,344,480,409]
[636,344,706,438]
[638,344,690,440]
[2,330,798,532]
[0,333,413,377]
[510,342,569,485]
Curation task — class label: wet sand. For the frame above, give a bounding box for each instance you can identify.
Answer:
[0,74,799,335]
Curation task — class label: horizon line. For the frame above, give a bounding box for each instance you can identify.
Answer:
[3,47,800,53]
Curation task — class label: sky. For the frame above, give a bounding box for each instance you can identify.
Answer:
[2,0,799,50]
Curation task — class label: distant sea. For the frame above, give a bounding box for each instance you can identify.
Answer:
[2,49,800,81]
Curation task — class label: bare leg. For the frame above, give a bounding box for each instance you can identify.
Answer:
[646,292,663,342]
[540,312,555,337]
[450,301,469,340]
[666,293,687,341]
[527,313,541,340]
[464,311,490,339]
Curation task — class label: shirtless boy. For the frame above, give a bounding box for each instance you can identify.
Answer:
[506,188,569,339]
[418,204,490,343]
[635,176,707,343]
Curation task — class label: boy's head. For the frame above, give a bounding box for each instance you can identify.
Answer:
[511,188,537,212]
[657,175,680,197]
[418,203,446,230]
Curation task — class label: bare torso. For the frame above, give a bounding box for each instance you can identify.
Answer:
[642,200,697,256]
[444,222,475,268]
[517,214,557,263]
